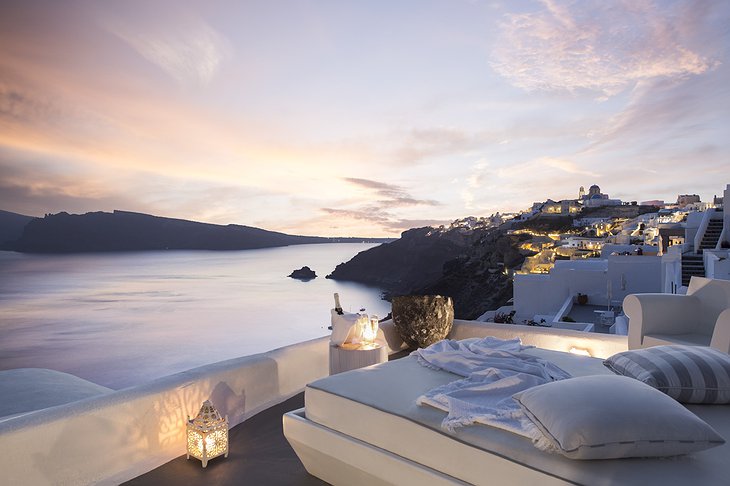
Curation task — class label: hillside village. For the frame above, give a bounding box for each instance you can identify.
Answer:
[469,184,730,335]
[331,183,730,331]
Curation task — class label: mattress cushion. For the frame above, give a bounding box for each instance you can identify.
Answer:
[306,348,730,486]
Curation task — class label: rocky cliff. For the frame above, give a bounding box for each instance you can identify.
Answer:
[328,205,660,319]
[0,210,34,246]
[328,220,531,319]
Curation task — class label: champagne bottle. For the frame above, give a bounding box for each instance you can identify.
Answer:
[333,293,343,315]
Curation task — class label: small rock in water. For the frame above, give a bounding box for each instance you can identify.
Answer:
[288,266,317,280]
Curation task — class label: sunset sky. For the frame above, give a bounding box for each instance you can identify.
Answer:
[1,0,728,237]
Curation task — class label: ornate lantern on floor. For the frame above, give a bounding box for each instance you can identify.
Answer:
[186,400,229,468]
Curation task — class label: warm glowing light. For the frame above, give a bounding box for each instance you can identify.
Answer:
[186,400,229,468]
[360,315,379,344]
[569,346,592,357]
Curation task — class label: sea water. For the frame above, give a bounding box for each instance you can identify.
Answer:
[0,244,389,389]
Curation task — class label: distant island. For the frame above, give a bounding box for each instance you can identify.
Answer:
[288,266,317,280]
[0,210,390,253]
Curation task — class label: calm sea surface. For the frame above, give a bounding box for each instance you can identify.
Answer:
[0,244,389,389]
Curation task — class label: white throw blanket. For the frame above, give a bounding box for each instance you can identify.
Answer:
[415,337,570,443]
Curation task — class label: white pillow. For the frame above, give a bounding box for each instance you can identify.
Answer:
[513,375,725,460]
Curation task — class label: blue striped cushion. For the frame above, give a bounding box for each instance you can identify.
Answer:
[604,345,730,404]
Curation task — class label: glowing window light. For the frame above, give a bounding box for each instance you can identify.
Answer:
[186,400,229,468]
[569,347,592,357]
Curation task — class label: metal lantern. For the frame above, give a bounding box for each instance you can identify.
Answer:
[186,400,229,467]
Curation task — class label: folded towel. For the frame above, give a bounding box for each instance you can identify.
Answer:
[413,336,568,381]
[416,336,570,439]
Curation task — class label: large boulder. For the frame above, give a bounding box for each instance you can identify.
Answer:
[392,295,454,348]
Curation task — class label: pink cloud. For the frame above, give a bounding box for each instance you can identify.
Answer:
[491,0,716,96]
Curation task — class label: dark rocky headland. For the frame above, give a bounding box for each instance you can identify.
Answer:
[1,210,389,253]
[328,205,658,320]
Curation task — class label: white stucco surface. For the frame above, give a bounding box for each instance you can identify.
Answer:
[0,369,112,420]
[0,336,331,485]
[514,256,662,318]
[449,320,628,359]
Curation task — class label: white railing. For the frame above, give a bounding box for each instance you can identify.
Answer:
[552,295,574,323]
[0,337,332,485]
[693,208,716,253]
[717,224,727,251]
[663,253,683,293]
[706,250,730,280]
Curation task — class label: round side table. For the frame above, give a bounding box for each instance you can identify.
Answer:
[329,342,388,375]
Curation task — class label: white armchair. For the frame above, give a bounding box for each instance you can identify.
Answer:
[624,277,730,353]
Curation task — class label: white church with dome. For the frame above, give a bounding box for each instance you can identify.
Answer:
[580,184,623,208]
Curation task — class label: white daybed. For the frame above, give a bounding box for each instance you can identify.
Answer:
[283,347,730,486]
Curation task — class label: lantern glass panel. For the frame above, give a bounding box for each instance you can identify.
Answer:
[186,400,229,467]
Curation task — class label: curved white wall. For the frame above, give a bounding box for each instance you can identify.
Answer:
[0,336,330,485]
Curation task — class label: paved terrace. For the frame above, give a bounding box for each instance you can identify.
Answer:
[124,393,324,486]
[563,303,620,333]
[126,350,411,486]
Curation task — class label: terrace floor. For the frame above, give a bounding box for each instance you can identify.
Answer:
[124,392,325,486]
[563,303,619,334]
[125,350,412,485]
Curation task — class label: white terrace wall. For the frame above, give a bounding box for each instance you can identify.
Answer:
[513,273,569,318]
[606,255,662,304]
[0,337,331,486]
[514,260,609,317]
[449,320,628,358]
[515,257,662,318]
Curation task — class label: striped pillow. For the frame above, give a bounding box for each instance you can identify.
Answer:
[604,345,730,404]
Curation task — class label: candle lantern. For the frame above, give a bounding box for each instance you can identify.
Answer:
[361,314,379,344]
[186,400,229,468]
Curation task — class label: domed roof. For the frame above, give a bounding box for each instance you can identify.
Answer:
[589,184,600,191]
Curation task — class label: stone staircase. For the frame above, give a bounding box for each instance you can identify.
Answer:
[699,217,723,251]
[681,254,704,287]
[681,210,725,287]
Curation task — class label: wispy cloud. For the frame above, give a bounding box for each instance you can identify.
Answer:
[394,127,485,164]
[541,157,598,176]
[102,11,231,87]
[580,49,730,153]
[320,208,446,234]
[0,154,146,217]
[344,178,440,207]
[491,0,715,96]
[311,178,445,235]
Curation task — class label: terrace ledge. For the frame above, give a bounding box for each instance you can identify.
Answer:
[0,320,627,485]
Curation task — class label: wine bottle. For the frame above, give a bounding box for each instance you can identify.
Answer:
[333,293,343,315]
